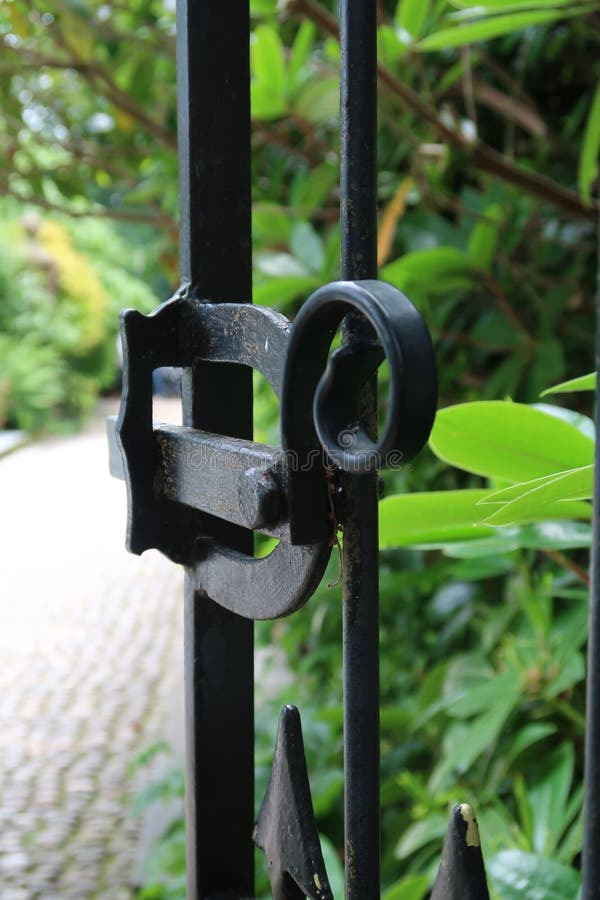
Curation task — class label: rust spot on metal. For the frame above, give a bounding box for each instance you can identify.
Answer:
[460,803,480,848]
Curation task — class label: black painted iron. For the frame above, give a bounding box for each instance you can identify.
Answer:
[581,211,600,899]
[431,805,491,899]
[255,706,333,900]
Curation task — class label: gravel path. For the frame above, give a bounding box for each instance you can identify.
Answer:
[0,399,184,899]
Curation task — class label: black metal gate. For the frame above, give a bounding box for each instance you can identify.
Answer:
[107,1,600,897]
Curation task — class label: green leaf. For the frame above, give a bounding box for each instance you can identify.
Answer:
[528,744,574,854]
[430,692,517,789]
[382,874,430,899]
[417,521,592,556]
[480,466,593,526]
[488,849,580,899]
[395,814,448,859]
[295,76,340,124]
[420,8,586,51]
[540,371,596,396]
[579,80,600,203]
[378,24,409,64]
[253,203,292,244]
[253,274,317,308]
[290,222,325,274]
[319,833,345,897]
[504,723,557,770]
[250,0,278,14]
[543,651,585,698]
[479,469,584,505]
[288,21,316,91]
[451,0,580,8]
[467,204,503,269]
[251,81,286,119]
[533,402,595,440]
[250,25,286,118]
[252,25,286,95]
[379,490,494,547]
[255,251,308,277]
[397,0,431,39]
[381,246,476,295]
[446,668,523,718]
[430,401,595,483]
[290,163,337,213]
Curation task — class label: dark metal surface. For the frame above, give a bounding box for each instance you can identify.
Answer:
[115,298,290,559]
[431,805,490,900]
[176,0,254,894]
[255,706,333,900]
[339,1,380,897]
[111,296,333,619]
[581,221,600,898]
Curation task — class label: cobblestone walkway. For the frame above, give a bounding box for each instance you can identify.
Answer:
[0,400,184,899]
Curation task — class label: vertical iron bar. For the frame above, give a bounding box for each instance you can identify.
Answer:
[339,2,380,899]
[177,2,254,898]
[582,210,600,899]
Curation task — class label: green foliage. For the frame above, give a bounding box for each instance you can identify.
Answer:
[541,371,596,396]
[0,205,160,431]
[382,385,595,555]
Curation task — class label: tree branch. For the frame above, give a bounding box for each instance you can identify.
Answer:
[286,0,599,222]
[4,44,177,153]
[4,187,176,228]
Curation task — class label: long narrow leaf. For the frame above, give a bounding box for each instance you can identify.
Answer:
[420,7,589,51]
[579,81,600,203]
[540,371,596,396]
[481,467,593,526]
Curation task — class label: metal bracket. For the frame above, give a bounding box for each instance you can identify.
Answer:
[108,294,331,620]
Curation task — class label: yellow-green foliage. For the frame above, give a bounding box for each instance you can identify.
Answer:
[38,219,108,353]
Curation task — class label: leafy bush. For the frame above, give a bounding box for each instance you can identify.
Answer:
[0,208,160,432]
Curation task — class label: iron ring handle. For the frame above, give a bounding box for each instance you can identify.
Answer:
[282,279,437,474]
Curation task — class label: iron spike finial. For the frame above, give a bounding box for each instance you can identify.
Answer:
[430,803,491,900]
[254,705,333,900]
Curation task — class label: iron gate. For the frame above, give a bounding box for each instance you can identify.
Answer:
[107,0,600,897]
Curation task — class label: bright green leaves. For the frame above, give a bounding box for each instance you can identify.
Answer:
[467,204,503,268]
[380,490,497,547]
[250,21,336,123]
[381,400,593,548]
[381,874,431,899]
[450,0,582,7]
[579,81,600,203]
[541,371,596,396]
[381,246,477,296]
[396,0,431,41]
[419,3,594,52]
[430,401,594,482]
[253,219,333,308]
[481,465,593,526]
[251,25,287,119]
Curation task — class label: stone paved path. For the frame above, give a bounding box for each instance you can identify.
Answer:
[0,399,184,899]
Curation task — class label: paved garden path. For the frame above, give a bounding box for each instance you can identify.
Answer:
[0,399,185,899]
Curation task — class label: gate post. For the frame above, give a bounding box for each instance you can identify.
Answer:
[581,236,600,898]
[176,2,254,895]
[339,3,380,897]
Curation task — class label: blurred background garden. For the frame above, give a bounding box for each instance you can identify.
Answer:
[1,0,599,897]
